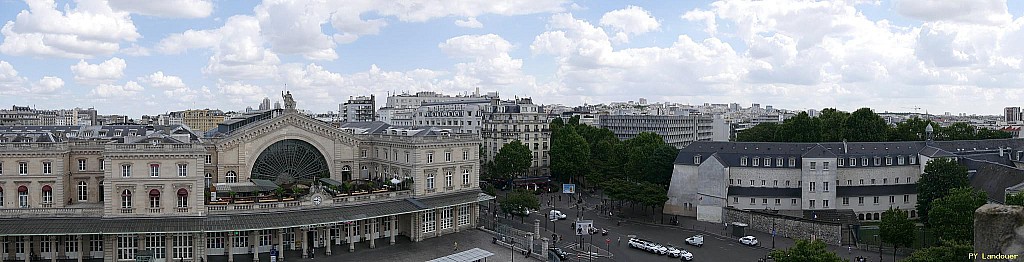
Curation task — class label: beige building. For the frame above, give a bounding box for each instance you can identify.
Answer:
[481,97,550,177]
[0,110,486,262]
[180,109,225,133]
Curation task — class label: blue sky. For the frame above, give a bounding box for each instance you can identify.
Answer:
[1,0,1024,116]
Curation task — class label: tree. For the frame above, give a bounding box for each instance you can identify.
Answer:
[550,127,591,184]
[493,140,532,181]
[780,112,821,142]
[1007,192,1024,206]
[903,240,973,262]
[888,117,932,141]
[817,108,849,142]
[549,117,565,132]
[880,208,916,262]
[916,158,970,225]
[736,122,781,142]
[623,132,667,183]
[767,239,845,262]
[937,122,976,141]
[499,189,540,222]
[928,187,987,242]
[844,108,888,142]
[649,144,679,186]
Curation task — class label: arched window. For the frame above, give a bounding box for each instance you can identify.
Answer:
[78,181,88,201]
[149,189,160,208]
[910,210,916,218]
[121,189,133,209]
[176,188,188,208]
[427,174,435,189]
[41,185,52,204]
[342,165,352,181]
[858,214,864,220]
[873,213,880,220]
[226,171,237,183]
[18,185,28,208]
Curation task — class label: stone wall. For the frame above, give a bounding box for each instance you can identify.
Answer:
[723,207,843,245]
[974,204,1024,258]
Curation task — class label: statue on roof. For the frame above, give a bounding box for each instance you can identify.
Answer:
[282,91,296,110]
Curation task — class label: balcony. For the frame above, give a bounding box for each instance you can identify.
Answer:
[148,207,162,213]
[205,189,412,214]
[120,208,134,214]
[176,207,190,213]
[0,206,103,218]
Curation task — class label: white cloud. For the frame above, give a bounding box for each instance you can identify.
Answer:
[0,0,140,58]
[158,16,280,80]
[895,0,1011,25]
[108,0,213,18]
[599,5,660,42]
[216,80,267,106]
[455,17,484,28]
[439,34,513,58]
[71,57,127,84]
[681,9,717,36]
[91,81,143,98]
[139,71,187,89]
[30,76,63,93]
[0,60,64,95]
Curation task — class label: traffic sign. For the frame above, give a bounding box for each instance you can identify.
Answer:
[562,184,576,194]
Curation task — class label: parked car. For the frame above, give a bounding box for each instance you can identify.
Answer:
[679,249,694,261]
[665,245,683,258]
[740,236,759,246]
[685,235,704,247]
[549,247,569,260]
[649,243,668,255]
[549,210,567,220]
[628,238,646,249]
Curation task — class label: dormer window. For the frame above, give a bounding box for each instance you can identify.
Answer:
[861,157,868,167]
[789,157,795,167]
[753,157,760,167]
[741,157,748,166]
[910,156,917,164]
[693,155,701,164]
[898,156,905,165]
[886,156,893,166]
[838,158,845,166]
[874,157,881,166]
[776,157,783,167]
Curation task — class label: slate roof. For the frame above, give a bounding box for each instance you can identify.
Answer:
[802,144,837,158]
[727,187,802,197]
[677,140,995,168]
[964,159,1024,203]
[835,184,917,197]
[0,190,487,235]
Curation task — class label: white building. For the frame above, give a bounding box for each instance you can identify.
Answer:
[481,98,550,177]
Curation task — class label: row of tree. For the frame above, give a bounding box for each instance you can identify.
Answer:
[737,108,1012,142]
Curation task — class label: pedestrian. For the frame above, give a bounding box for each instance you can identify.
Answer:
[848,246,852,254]
[559,194,562,201]
[454,241,458,251]
[617,236,621,245]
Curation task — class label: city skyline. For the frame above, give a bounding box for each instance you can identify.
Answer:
[2,0,1024,116]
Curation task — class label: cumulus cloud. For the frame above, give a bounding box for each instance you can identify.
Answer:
[158,16,280,80]
[0,0,140,58]
[139,71,187,89]
[895,0,1011,25]
[30,76,64,93]
[108,0,213,18]
[455,17,484,28]
[91,81,143,98]
[0,60,64,95]
[71,57,127,84]
[599,5,660,43]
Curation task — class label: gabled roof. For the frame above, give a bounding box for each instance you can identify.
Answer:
[919,146,956,158]
[802,144,837,158]
[965,158,1024,203]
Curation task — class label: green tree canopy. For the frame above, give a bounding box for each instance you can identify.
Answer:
[735,108,1011,142]
[844,107,889,141]
[736,122,780,142]
[888,117,932,141]
[499,189,540,218]
[916,158,970,225]
[493,140,532,180]
[549,127,591,183]
[817,108,849,141]
[781,111,821,142]
[1007,192,1024,206]
[928,187,987,242]
[903,240,973,262]
[880,208,916,261]
[767,239,845,262]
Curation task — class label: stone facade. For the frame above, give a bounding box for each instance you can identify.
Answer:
[723,207,843,246]
[974,204,1024,259]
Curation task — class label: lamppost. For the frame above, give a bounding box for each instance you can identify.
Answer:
[771,218,776,249]
[510,237,515,262]
[874,234,882,262]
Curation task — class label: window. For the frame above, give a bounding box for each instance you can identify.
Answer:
[462,170,470,185]
[858,197,864,205]
[440,208,453,230]
[205,173,211,187]
[427,152,434,163]
[463,151,469,160]
[823,182,829,192]
[895,177,900,184]
[146,234,166,259]
[809,200,815,208]
[65,238,78,253]
[150,164,160,177]
[226,171,237,183]
[789,157,796,167]
[90,235,103,252]
[122,164,132,177]
[886,157,892,165]
[904,195,909,203]
[847,180,852,185]
[775,199,780,205]
[205,155,212,164]
[259,230,272,246]
[874,157,880,166]
[763,198,768,205]
[360,149,367,158]
[873,196,879,204]
[791,199,797,205]
[232,235,247,248]
[0,161,3,175]
[18,187,28,208]
[422,212,436,233]
[838,158,845,166]
[861,157,868,166]
[773,180,778,186]
[121,190,132,209]
[445,172,453,188]
[729,179,734,185]
[149,189,161,208]
[809,182,815,192]
[859,179,864,185]
[41,240,51,254]
[406,152,410,162]
[898,156,905,165]
[823,200,829,208]
[883,178,888,184]
[117,235,138,260]
[42,162,51,174]
[178,164,187,177]
[78,159,86,171]
[843,197,849,205]
[850,157,856,166]
[0,188,4,207]
[42,185,52,204]
[99,159,104,170]
[427,174,435,189]
[810,162,816,170]
[733,197,738,203]
[172,234,193,260]
[740,157,747,166]
[750,198,755,204]
[177,189,188,208]
[458,205,470,226]
[694,155,701,164]
[750,180,754,186]
[445,152,452,162]
[785,180,790,186]
[910,157,917,164]
[823,162,830,171]
[206,233,225,249]
[18,162,27,175]
[753,157,759,166]
[871,179,876,184]
[761,180,765,186]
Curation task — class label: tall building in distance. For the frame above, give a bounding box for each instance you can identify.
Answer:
[481,97,550,177]
[378,90,498,126]
[341,95,376,122]
[259,97,272,110]
[1005,107,1021,122]
[598,115,716,149]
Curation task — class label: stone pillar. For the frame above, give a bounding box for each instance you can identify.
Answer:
[77,236,84,262]
[435,209,441,237]
[227,232,234,262]
[390,216,397,245]
[164,234,173,262]
[300,228,308,259]
[25,236,32,262]
[334,225,341,245]
[102,235,115,262]
[541,237,549,257]
[136,234,144,261]
[527,233,534,257]
[277,229,285,262]
[348,223,355,252]
[325,226,332,256]
[453,209,460,233]
[49,236,56,262]
[250,231,259,262]
[534,220,540,239]
[194,233,207,262]
[369,218,377,249]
